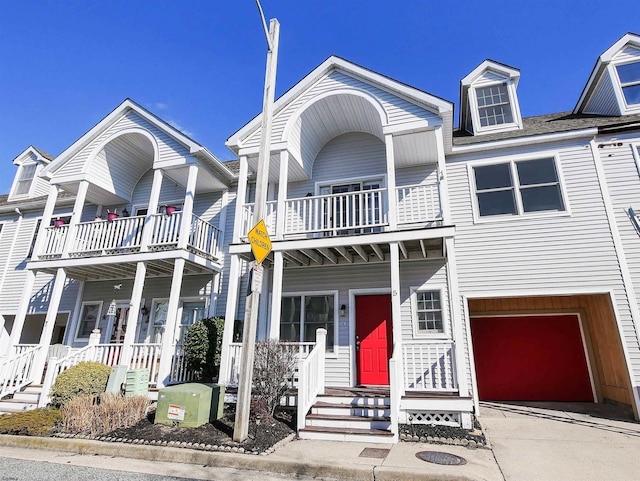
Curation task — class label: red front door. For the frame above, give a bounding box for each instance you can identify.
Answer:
[356,294,393,385]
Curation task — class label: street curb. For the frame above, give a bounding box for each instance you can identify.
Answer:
[0,435,478,481]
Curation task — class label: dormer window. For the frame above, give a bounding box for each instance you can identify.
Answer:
[476,84,514,127]
[14,163,37,196]
[616,61,640,106]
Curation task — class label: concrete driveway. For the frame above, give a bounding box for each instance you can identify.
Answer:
[480,401,640,481]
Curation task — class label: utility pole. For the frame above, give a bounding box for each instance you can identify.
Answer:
[233,3,280,442]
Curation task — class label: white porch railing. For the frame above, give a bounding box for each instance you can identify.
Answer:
[169,345,197,384]
[224,341,315,386]
[40,225,69,258]
[402,340,457,392]
[12,344,38,356]
[241,201,277,237]
[240,183,441,238]
[0,345,43,400]
[396,184,442,225]
[149,212,182,248]
[189,215,222,259]
[129,343,161,385]
[297,329,326,431]
[72,215,146,255]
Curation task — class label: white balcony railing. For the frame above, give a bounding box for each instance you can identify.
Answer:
[402,340,457,392]
[240,183,441,238]
[38,213,222,261]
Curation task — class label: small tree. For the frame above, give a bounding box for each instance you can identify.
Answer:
[183,317,225,381]
[252,339,297,416]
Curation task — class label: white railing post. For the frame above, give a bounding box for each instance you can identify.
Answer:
[316,328,326,395]
[39,356,58,407]
[389,354,400,440]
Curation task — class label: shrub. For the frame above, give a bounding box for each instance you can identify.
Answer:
[49,361,111,407]
[183,317,224,381]
[0,408,62,436]
[61,393,150,436]
[252,339,297,416]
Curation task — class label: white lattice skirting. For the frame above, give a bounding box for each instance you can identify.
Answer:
[406,411,461,427]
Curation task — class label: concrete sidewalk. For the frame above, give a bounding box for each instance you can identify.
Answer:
[0,434,502,481]
[480,401,640,481]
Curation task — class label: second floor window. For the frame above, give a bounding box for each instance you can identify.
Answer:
[14,163,37,196]
[473,157,565,218]
[476,84,513,127]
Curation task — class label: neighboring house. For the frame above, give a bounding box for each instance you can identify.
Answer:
[2,33,640,445]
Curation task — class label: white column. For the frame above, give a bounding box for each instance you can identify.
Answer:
[269,251,284,340]
[275,151,289,240]
[389,243,403,346]
[385,134,398,230]
[232,156,249,243]
[219,254,241,384]
[32,184,61,259]
[62,180,89,257]
[9,270,37,349]
[32,268,68,379]
[120,262,147,364]
[140,168,164,251]
[434,126,451,223]
[209,271,222,318]
[178,165,198,250]
[156,258,186,387]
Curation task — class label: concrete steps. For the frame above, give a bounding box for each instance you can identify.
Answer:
[299,387,395,442]
[0,384,43,414]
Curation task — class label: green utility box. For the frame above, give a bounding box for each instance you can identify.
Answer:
[125,369,150,397]
[106,365,128,394]
[154,383,225,428]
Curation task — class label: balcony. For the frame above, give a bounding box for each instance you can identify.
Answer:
[38,212,222,262]
[240,183,442,239]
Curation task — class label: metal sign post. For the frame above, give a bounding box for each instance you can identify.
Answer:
[233,6,280,442]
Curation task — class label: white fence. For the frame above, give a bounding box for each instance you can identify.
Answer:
[402,341,457,391]
[0,345,42,399]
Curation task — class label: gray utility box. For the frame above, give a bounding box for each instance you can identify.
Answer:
[155,383,225,428]
[125,369,150,397]
[106,365,128,393]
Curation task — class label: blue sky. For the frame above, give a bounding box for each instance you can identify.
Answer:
[0,1,638,194]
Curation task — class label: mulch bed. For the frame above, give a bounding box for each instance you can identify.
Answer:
[57,405,296,455]
[399,418,488,448]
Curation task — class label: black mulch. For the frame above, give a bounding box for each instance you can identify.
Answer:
[106,405,295,454]
[399,418,488,447]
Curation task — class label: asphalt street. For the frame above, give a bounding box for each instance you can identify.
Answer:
[0,447,336,481]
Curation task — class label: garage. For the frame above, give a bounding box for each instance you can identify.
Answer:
[471,314,593,401]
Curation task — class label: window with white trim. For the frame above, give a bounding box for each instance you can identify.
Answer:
[280,293,335,351]
[411,289,445,335]
[178,300,207,342]
[75,301,102,340]
[616,61,640,106]
[14,163,37,197]
[476,84,514,127]
[473,157,565,217]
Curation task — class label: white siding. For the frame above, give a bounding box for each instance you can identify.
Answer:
[243,70,441,150]
[448,140,637,390]
[613,45,640,63]
[584,72,621,116]
[473,70,507,87]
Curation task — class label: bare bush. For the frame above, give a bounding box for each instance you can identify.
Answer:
[252,339,297,416]
[61,393,150,436]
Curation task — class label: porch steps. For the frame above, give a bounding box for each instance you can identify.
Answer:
[299,387,395,443]
[0,385,43,414]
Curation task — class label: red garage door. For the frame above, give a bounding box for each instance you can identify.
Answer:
[471,315,593,401]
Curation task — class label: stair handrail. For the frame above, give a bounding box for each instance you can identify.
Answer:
[0,345,43,400]
[296,328,326,431]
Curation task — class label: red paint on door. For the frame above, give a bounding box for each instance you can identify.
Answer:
[471,315,593,401]
[356,294,393,385]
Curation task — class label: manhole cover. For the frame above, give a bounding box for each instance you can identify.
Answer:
[415,451,467,465]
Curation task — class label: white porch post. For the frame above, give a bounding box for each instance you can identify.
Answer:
[269,252,284,340]
[385,134,398,230]
[32,268,68,380]
[8,270,37,351]
[219,254,241,384]
[62,180,89,257]
[32,184,61,259]
[232,156,249,243]
[434,126,451,223]
[178,165,198,250]
[275,151,288,240]
[156,258,186,388]
[121,261,147,364]
[209,271,222,318]
[389,242,404,389]
[140,168,164,251]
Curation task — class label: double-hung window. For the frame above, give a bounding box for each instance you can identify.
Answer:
[14,163,37,197]
[616,61,640,106]
[411,288,446,336]
[473,157,565,218]
[280,293,335,351]
[475,84,514,127]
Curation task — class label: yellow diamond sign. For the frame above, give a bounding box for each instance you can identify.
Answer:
[247,219,272,264]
